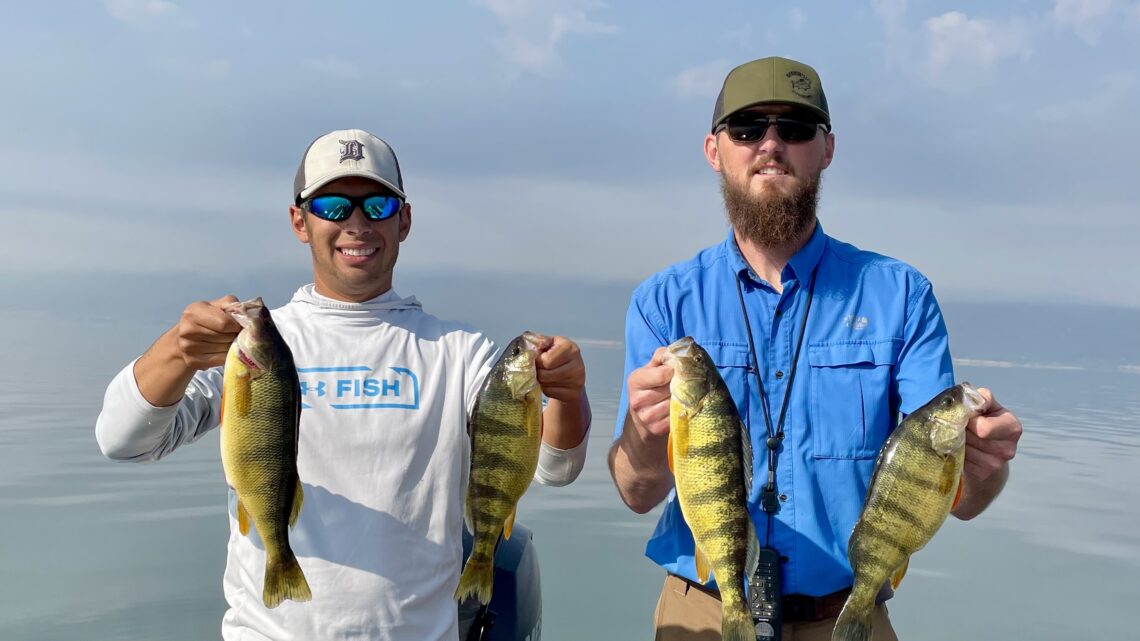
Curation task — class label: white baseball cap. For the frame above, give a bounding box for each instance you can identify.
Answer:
[293,129,406,203]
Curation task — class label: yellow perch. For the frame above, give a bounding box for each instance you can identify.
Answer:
[665,336,758,641]
[832,383,987,641]
[456,332,545,605]
[221,297,311,608]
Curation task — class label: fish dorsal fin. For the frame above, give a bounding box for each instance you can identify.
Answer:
[891,558,910,589]
[739,418,753,495]
[694,543,712,584]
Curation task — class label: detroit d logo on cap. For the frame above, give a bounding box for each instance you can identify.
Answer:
[786,71,814,98]
[339,139,365,163]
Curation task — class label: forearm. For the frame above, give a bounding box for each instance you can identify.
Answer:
[952,462,1009,521]
[541,391,591,450]
[608,412,674,514]
[134,327,199,408]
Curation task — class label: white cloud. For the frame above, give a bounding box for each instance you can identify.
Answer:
[474,0,618,74]
[871,0,908,33]
[668,60,730,100]
[923,12,1033,84]
[1053,0,1117,43]
[104,0,178,26]
[302,56,361,79]
[205,59,231,78]
[1034,71,1136,122]
[789,7,806,30]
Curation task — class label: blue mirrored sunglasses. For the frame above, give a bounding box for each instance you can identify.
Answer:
[302,194,404,222]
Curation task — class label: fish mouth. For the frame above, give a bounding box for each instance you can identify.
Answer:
[959,382,988,414]
[224,298,264,330]
[521,331,546,353]
[665,336,695,362]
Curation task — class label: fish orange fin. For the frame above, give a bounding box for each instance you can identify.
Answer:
[237,499,251,536]
[503,506,517,541]
[667,435,675,475]
[951,477,964,511]
[289,479,304,528]
[220,386,225,423]
[694,544,711,584]
[891,558,910,589]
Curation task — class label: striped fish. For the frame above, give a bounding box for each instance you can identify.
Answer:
[455,332,545,605]
[221,297,311,608]
[832,383,987,641]
[664,336,758,641]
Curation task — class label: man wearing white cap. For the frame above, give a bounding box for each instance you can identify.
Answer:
[94,129,592,641]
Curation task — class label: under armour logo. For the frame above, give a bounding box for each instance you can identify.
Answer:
[339,139,364,163]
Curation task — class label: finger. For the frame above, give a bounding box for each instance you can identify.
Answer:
[967,410,1022,442]
[629,363,673,391]
[964,429,1018,461]
[211,295,240,307]
[647,346,669,367]
[974,387,1005,415]
[535,338,577,370]
[963,443,1004,476]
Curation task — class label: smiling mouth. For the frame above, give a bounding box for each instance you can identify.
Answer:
[338,247,377,257]
[757,166,790,176]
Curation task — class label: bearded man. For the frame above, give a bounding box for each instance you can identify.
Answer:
[607,57,1022,641]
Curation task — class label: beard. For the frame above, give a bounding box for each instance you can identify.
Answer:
[721,168,821,248]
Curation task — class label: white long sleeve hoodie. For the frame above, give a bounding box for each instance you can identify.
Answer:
[95,285,588,641]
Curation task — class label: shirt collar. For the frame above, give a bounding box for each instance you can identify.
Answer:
[725,222,827,287]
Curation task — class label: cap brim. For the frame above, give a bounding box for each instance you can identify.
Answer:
[297,170,406,202]
[714,100,831,132]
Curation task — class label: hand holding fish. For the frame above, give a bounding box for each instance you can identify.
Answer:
[626,347,674,438]
[963,387,1021,481]
[954,387,1021,520]
[534,335,586,402]
[175,295,244,370]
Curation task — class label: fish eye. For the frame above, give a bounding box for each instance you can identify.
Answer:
[941,396,954,407]
[693,353,704,363]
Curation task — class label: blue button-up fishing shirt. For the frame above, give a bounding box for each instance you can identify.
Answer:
[615,224,954,597]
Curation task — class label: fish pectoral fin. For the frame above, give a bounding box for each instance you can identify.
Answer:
[890,558,910,589]
[503,506,517,541]
[289,480,304,528]
[951,477,965,511]
[237,499,251,536]
[232,371,253,417]
[694,544,711,584]
[939,456,958,495]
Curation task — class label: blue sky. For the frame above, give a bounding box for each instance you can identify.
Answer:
[3,0,1138,307]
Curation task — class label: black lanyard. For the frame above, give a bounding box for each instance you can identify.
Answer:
[734,266,817,543]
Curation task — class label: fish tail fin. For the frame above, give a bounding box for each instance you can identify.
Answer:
[832,601,874,641]
[262,550,312,608]
[721,605,755,641]
[455,555,495,604]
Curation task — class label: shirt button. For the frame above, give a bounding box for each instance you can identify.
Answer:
[779,494,788,502]
[775,309,783,316]
[775,370,784,379]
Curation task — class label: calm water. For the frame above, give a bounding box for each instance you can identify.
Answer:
[2,274,1138,640]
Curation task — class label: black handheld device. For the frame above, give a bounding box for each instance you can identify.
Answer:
[748,547,782,641]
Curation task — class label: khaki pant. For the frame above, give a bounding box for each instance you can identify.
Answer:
[653,574,899,641]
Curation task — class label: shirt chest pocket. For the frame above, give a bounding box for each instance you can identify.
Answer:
[807,340,900,460]
[693,341,751,421]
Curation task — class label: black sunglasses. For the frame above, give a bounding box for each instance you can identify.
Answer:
[718,114,829,144]
[301,193,404,222]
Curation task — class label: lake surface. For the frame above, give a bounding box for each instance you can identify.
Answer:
[2,272,1137,640]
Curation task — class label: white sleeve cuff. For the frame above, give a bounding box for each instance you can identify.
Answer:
[533,424,590,487]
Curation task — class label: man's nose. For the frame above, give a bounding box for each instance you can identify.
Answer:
[341,207,373,232]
